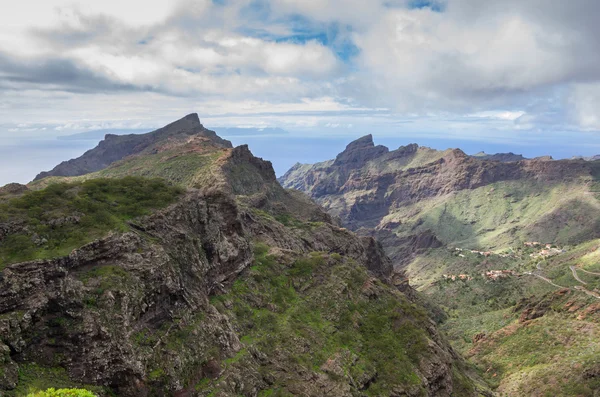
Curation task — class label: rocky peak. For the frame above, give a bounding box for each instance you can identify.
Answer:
[398,143,419,153]
[222,145,278,196]
[334,134,389,167]
[34,114,232,181]
[440,148,469,165]
[345,134,375,150]
[149,113,203,138]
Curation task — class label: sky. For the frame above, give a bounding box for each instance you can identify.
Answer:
[2,0,600,185]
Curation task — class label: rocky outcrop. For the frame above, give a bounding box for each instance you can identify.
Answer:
[0,183,28,196]
[333,134,389,167]
[34,114,232,181]
[0,190,251,395]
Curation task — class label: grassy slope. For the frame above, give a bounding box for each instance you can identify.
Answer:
[364,147,450,175]
[391,162,600,396]
[29,149,226,191]
[410,242,600,396]
[472,311,600,397]
[0,177,182,268]
[385,179,599,249]
[202,244,479,396]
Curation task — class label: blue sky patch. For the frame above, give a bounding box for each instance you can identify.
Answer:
[408,0,445,12]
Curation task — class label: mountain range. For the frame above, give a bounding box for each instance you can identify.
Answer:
[1,115,599,396]
[279,134,600,396]
[0,115,490,396]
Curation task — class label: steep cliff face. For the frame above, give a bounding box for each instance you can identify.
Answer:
[0,120,484,396]
[34,114,232,181]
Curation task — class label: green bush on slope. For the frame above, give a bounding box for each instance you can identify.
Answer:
[27,388,96,397]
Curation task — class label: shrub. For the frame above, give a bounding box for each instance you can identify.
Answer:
[27,388,96,397]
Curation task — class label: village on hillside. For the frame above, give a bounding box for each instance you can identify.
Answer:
[442,241,566,283]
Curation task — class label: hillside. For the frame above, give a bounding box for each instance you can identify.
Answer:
[279,135,600,264]
[0,118,485,396]
[279,135,600,395]
[34,114,232,181]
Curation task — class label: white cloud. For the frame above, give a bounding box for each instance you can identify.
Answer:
[355,7,575,108]
[568,83,600,131]
[2,0,600,140]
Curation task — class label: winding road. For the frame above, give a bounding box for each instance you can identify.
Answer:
[526,272,566,289]
[579,268,600,276]
[570,266,588,285]
[574,286,600,299]
[523,262,599,300]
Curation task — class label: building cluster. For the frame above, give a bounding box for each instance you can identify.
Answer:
[454,247,492,257]
[453,247,517,259]
[484,270,517,281]
[523,242,565,258]
[442,274,473,281]
[524,241,542,247]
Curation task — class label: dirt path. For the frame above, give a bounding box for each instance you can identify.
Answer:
[574,286,600,299]
[570,266,588,285]
[579,268,600,276]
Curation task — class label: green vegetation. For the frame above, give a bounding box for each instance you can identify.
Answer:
[0,177,183,268]
[409,241,600,395]
[198,242,470,396]
[95,150,223,188]
[274,213,324,230]
[472,312,600,396]
[28,149,225,191]
[27,388,96,397]
[7,364,106,397]
[385,180,599,250]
